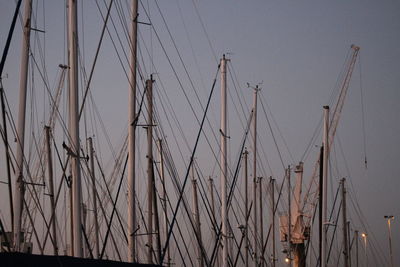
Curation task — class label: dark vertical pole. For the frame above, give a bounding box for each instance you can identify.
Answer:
[0,86,13,230]
[355,230,359,267]
[347,221,351,266]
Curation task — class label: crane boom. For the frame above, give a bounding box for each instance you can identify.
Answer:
[301,45,360,227]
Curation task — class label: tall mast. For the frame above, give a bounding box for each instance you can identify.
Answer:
[209,177,220,266]
[192,164,204,267]
[88,137,99,258]
[45,126,58,255]
[270,178,276,267]
[355,230,359,267]
[68,0,83,257]
[1,85,14,232]
[158,139,170,266]
[13,0,32,252]
[287,167,292,267]
[341,178,349,267]
[252,85,259,267]
[146,77,154,264]
[244,149,249,267]
[128,0,138,262]
[321,106,329,267]
[220,54,228,267]
[292,163,306,267]
[259,176,264,267]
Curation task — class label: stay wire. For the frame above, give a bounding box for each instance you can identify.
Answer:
[160,63,220,264]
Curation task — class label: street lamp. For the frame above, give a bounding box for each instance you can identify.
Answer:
[361,232,368,267]
[384,215,394,267]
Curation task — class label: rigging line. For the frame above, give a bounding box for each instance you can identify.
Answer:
[94,1,130,90]
[326,198,342,265]
[227,110,253,211]
[154,0,223,136]
[153,162,196,266]
[347,191,388,265]
[78,0,113,120]
[0,0,23,77]
[259,95,286,169]
[260,93,295,163]
[229,61,251,119]
[189,0,218,63]
[160,63,219,264]
[208,111,255,265]
[261,170,287,258]
[153,0,228,162]
[94,151,128,244]
[41,139,70,250]
[99,153,129,259]
[228,61,250,114]
[227,66,247,129]
[156,154,211,265]
[25,53,72,147]
[139,1,200,124]
[175,0,209,97]
[134,8,216,188]
[2,97,58,252]
[152,153,193,260]
[358,54,367,169]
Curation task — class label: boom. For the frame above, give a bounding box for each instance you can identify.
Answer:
[301,45,360,229]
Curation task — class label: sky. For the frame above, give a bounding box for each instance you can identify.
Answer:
[0,0,399,266]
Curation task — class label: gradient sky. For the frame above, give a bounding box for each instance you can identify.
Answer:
[0,0,399,265]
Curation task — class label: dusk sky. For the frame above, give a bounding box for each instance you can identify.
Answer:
[0,1,399,266]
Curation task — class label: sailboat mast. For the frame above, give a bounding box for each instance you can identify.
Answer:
[146,76,154,264]
[68,0,83,257]
[252,86,259,267]
[209,177,220,266]
[259,176,264,267]
[321,106,329,267]
[128,0,138,262]
[192,165,204,267]
[158,139,170,266]
[270,177,276,267]
[13,0,32,252]
[244,149,249,267]
[341,178,349,267]
[287,167,292,267]
[45,126,58,255]
[220,55,228,267]
[88,137,99,258]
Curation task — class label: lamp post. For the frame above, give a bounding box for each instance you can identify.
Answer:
[384,215,394,267]
[361,233,368,267]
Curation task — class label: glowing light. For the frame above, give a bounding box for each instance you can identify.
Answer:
[285,257,290,263]
[361,233,367,238]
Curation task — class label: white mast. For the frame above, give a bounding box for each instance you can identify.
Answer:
[209,177,220,266]
[220,54,228,267]
[270,177,276,267]
[128,0,138,262]
[244,149,249,267]
[68,0,83,257]
[321,106,329,267]
[13,0,32,252]
[252,85,259,267]
[146,77,154,264]
[259,176,264,267]
[158,139,170,266]
[192,165,204,267]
